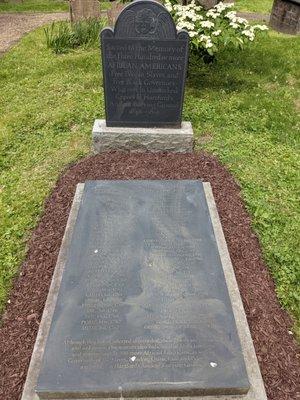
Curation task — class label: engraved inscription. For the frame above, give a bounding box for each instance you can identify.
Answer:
[135,9,158,35]
[65,338,207,370]
[36,181,250,398]
[102,39,188,125]
[100,0,189,127]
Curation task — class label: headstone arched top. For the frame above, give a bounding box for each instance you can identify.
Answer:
[102,0,187,40]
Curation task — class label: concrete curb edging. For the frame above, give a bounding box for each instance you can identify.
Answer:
[203,183,267,400]
[21,183,85,400]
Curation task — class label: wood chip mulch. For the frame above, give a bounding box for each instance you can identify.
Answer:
[0,152,299,400]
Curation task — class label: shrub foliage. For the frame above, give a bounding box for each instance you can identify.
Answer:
[44,18,106,54]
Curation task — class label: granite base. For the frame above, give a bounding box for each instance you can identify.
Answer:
[92,120,194,153]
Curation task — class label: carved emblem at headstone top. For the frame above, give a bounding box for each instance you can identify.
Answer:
[100,0,189,128]
[135,9,157,36]
[113,5,176,38]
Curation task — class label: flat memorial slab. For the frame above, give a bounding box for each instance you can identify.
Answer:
[34,180,252,399]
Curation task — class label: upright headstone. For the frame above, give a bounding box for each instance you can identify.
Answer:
[69,0,101,22]
[270,0,300,35]
[101,0,189,127]
[93,0,194,152]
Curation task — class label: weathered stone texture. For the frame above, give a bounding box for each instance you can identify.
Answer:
[101,0,189,128]
[270,0,300,34]
[198,0,221,9]
[107,1,125,26]
[35,181,250,398]
[69,0,100,22]
[92,119,194,153]
[21,182,267,400]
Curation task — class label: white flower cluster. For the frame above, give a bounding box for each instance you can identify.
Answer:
[205,2,233,19]
[206,9,219,19]
[164,0,268,55]
[253,24,269,31]
[199,34,213,48]
[240,24,267,41]
[165,2,172,12]
[174,0,204,31]
[215,2,234,12]
[225,10,249,26]
[200,20,214,29]
[242,27,255,41]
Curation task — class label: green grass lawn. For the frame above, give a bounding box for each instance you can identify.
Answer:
[100,1,112,11]
[0,0,112,13]
[0,27,299,336]
[0,0,273,15]
[0,0,68,13]
[235,0,273,14]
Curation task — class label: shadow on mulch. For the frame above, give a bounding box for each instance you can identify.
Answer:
[0,152,299,400]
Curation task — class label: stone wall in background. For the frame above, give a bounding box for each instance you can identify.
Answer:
[270,0,300,35]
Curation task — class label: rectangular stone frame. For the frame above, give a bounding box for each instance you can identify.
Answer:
[21,182,267,400]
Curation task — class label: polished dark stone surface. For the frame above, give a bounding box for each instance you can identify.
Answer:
[36,180,250,399]
[101,0,189,128]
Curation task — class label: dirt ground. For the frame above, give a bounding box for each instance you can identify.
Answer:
[0,8,269,56]
[0,12,68,55]
[238,11,270,22]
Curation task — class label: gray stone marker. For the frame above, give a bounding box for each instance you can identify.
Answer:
[101,0,189,127]
[270,0,300,35]
[198,0,221,10]
[93,0,194,152]
[34,180,252,399]
[92,120,194,153]
[69,0,101,22]
[22,182,267,400]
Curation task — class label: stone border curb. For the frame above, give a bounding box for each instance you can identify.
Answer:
[21,183,85,400]
[202,183,267,400]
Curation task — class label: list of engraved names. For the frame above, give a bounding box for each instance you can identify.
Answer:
[103,39,188,120]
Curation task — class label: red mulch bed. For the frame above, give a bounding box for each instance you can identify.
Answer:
[0,152,299,400]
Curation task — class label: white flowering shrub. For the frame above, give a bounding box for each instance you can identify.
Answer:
[164,1,268,62]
